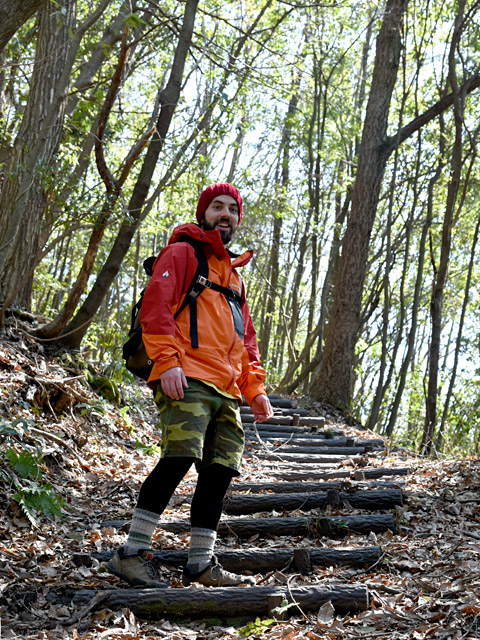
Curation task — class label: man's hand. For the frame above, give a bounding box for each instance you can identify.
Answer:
[160,366,188,400]
[251,394,274,423]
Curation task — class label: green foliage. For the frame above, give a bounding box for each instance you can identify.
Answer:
[238,617,276,637]
[135,440,161,456]
[13,481,64,528]
[0,420,65,526]
[2,0,480,455]
[6,448,42,480]
[123,13,146,30]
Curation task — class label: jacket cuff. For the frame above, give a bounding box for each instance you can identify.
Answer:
[148,356,182,384]
[243,382,267,407]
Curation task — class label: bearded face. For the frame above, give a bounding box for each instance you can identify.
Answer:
[200,195,239,245]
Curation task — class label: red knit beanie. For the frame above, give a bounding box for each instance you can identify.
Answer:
[196,183,243,225]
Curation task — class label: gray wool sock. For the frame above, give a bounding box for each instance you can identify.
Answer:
[186,527,216,574]
[124,507,160,554]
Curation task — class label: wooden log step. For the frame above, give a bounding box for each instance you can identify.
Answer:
[240,406,311,417]
[244,423,344,437]
[261,466,410,481]
[245,452,355,464]
[101,514,396,538]
[153,513,396,538]
[245,434,384,448]
[246,445,367,456]
[71,584,369,618]
[223,489,403,515]
[242,415,327,427]
[230,479,403,494]
[94,545,383,571]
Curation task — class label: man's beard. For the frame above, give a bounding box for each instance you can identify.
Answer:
[201,218,236,244]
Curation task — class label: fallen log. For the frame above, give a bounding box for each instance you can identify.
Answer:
[240,406,311,417]
[223,489,403,514]
[247,445,367,456]
[246,435,385,448]
[71,584,369,618]
[101,514,396,538]
[230,479,403,494]
[94,545,383,572]
[242,415,327,427]
[260,467,411,481]
[245,452,355,464]
[155,513,396,538]
[264,398,294,408]
[244,423,343,437]
[317,514,397,538]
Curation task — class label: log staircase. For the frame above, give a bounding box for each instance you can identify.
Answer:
[84,396,407,621]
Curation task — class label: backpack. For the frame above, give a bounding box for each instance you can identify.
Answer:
[122,237,245,380]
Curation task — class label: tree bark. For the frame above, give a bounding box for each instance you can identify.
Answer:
[263,466,410,482]
[0,0,77,310]
[146,513,397,538]
[0,0,48,55]
[245,451,362,464]
[0,0,110,324]
[71,584,369,618]
[230,479,401,493]
[436,155,480,450]
[94,545,383,572]
[421,0,467,454]
[223,489,403,515]
[247,445,368,456]
[311,0,409,410]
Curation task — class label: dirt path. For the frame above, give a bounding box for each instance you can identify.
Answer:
[0,332,479,639]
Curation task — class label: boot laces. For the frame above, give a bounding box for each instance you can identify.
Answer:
[141,556,159,580]
[210,563,239,583]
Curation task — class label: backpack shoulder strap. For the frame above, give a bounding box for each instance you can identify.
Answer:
[172,238,208,348]
[173,238,208,319]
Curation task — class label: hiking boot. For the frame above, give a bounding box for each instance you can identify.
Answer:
[105,547,168,588]
[182,556,255,587]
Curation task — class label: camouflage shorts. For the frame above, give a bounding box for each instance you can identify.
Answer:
[153,378,244,474]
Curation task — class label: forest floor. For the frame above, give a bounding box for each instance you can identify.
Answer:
[0,327,480,640]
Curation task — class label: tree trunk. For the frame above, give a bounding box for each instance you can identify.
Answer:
[436,157,480,450]
[421,1,466,454]
[0,0,110,324]
[385,145,442,437]
[0,0,76,310]
[56,0,200,348]
[0,0,49,55]
[311,0,409,410]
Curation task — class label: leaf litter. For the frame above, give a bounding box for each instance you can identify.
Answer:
[0,329,479,639]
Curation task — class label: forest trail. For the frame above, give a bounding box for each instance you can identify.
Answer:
[0,329,479,639]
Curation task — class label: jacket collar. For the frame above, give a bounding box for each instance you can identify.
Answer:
[169,223,253,266]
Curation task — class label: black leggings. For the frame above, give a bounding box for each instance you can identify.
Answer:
[136,457,235,531]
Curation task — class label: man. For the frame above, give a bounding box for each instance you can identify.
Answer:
[107,183,273,588]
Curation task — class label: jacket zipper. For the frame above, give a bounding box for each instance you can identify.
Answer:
[226,267,237,390]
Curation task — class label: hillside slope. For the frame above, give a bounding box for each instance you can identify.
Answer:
[0,329,479,639]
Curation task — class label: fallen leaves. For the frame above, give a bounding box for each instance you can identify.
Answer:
[1,332,480,639]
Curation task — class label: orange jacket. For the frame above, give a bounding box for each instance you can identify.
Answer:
[140,223,267,406]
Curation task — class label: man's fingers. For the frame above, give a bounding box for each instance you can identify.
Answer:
[160,367,187,400]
